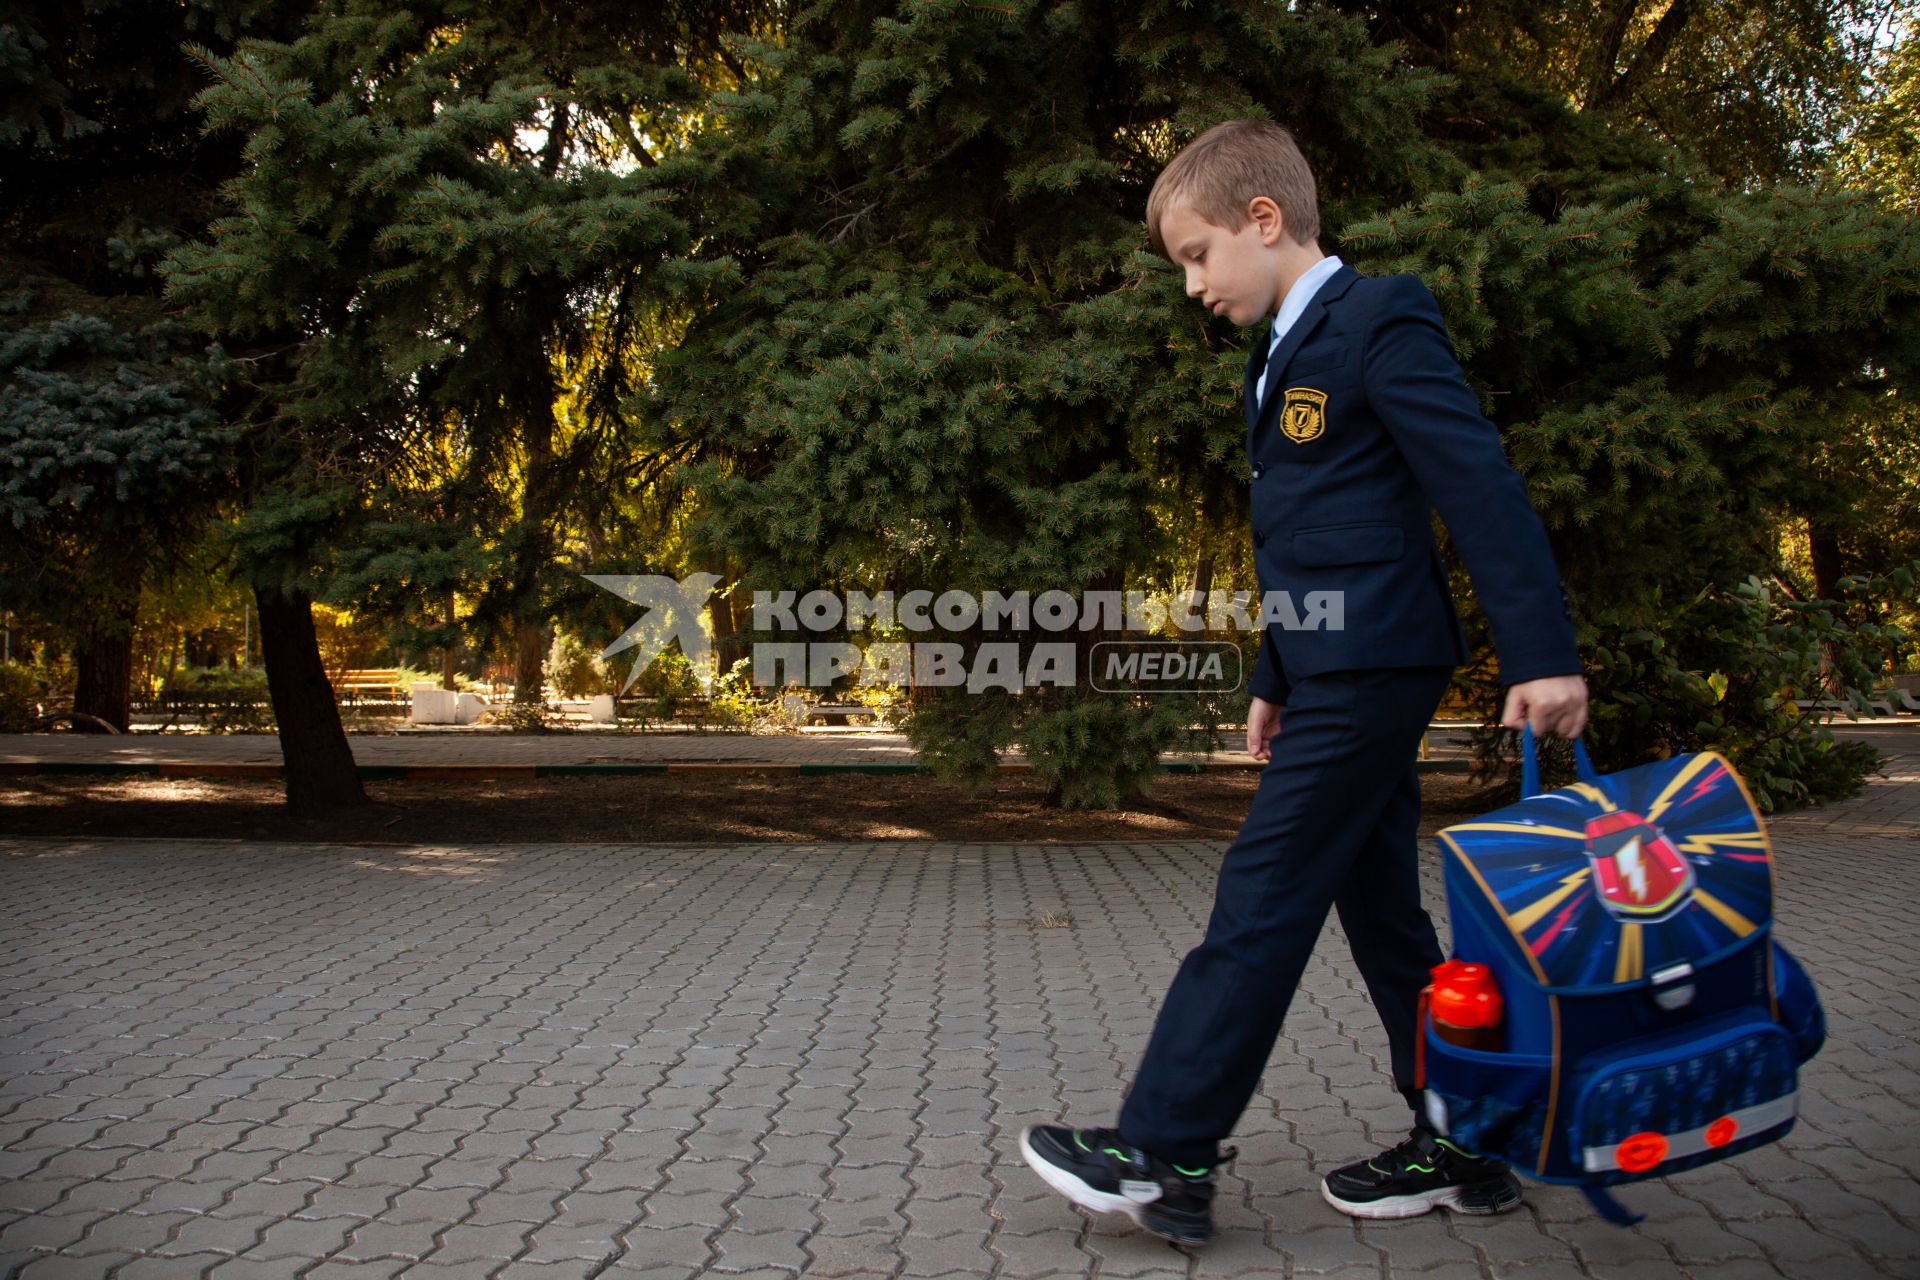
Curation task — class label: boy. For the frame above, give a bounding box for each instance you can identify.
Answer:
[1018,119,1589,1246]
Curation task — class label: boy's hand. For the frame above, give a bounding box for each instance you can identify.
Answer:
[1502,675,1589,739]
[1247,696,1282,761]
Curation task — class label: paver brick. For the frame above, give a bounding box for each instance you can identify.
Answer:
[422,1219,536,1264]
[612,1222,712,1267]
[158,1212,276,1256]
[705,1227,808,1271]
[1809,1213,1920,1259]
[801,1230,903,1276]
[520,1218,626,1264]
[76,1209,196,1255]
[203,1258,318,1280]
[1354,1224,1481,1270]
[15,1253,145,1279]
[897,1229,998,1276]
[338,1215,443,1261]
[1279,1227,1375,1273]
[0,1212,105,1255]
[1485,1263,1596,1280]
[244,1214,360,1260]
[114,1252,237,1279]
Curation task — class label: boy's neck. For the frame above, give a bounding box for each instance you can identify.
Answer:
[1271,242,1330,318]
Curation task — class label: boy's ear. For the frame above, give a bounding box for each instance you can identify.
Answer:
[1247,196,1287,247]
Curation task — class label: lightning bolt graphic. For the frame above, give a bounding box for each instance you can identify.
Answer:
[1676,832,1769,862]
[1616,836,1647,901]
[1508,868,1592,932]
[1529,887,1591,956]
[1683,764,1726,807]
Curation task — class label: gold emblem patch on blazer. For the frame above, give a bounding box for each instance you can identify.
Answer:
[1281,387,1327,444]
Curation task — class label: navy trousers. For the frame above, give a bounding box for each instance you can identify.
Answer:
[1116,665,1456,1168]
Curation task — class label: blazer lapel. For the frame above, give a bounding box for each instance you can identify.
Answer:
[1243,329,1268,437]
[1247,264,1361,456]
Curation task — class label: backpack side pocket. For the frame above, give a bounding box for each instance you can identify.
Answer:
[1771,941,1826,1065]
[1421,1027,1555,1174]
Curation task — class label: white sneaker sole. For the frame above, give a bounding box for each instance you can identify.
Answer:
[1319,1178,1508,1219]
[1018,1126,1150,1226]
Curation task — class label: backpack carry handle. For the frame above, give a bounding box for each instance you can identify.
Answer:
[1520,723,1599,797]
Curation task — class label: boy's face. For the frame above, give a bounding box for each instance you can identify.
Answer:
[1161,196,1286,327]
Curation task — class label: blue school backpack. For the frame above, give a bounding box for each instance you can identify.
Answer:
[1422,728,1827,1223]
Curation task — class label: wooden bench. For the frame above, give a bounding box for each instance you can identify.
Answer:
[332,668,403,702]
[612,691,717,728]
[795,702,879,726]
[1795,694,1897,717]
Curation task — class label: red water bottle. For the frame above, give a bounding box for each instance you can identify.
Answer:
[1429,959,1505,1052]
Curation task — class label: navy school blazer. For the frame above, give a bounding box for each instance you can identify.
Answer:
[1243,263,1579,704]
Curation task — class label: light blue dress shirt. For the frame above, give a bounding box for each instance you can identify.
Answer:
[1254,253,1344,407]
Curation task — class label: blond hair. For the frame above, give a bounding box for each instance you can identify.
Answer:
[1145,119,1321,259]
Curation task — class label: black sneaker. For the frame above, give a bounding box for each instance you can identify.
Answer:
[1320,1130,1523,1219]
[1018,1124,1236,1245]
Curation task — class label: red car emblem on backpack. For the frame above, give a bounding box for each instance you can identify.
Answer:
[1583,811,1696,923]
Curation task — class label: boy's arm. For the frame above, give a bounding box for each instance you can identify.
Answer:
[1362,274,1581,687]
[1248,626,1285,705]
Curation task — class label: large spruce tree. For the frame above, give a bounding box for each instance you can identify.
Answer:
[1,0,310,732]
[644,0,1918,808]
[164,0,773,736]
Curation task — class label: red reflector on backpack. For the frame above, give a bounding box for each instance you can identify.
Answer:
[1615,1132,1667,1172]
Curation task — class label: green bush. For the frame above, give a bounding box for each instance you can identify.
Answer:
[202,699,276,733]
[849,677,907,727]
[705,658,774,731]
[157,664,272,733]
[491,701,555,733]
[0,663,38,731]
[1466,569,1913,812]
[909,684,1198,809]
[626,647,717,724]
[163,664,268,696]
[1019,689,1198,809]
[548,631,616,699]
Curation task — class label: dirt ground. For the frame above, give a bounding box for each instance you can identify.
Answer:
[0,769,1505,844]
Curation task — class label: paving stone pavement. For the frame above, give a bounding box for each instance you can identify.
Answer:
[6,722,1911,774]
[0,729,936,768]
[1,734,1915,1279]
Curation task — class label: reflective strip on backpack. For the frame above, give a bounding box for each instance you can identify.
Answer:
[1581,1092,1798,1173]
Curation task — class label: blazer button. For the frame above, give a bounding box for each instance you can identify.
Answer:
[1249,462,1264,480]
[1252,531,1265,548]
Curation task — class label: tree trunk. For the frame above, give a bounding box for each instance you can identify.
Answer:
[72,602,138,725]
[1805,519,1849,696]
[508,396,561,706]
[705,557,747,682]
[442,588,459,691]
[72,588,139,732]
[1808,521,1846,602]
[1585,0,1642,106]
[1597,0,1693,108]
[1185,554,1216,630]
[1080,564,1127,666]
[514,618,550,705]
[256,582,369,814]
[183,627,213,668]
